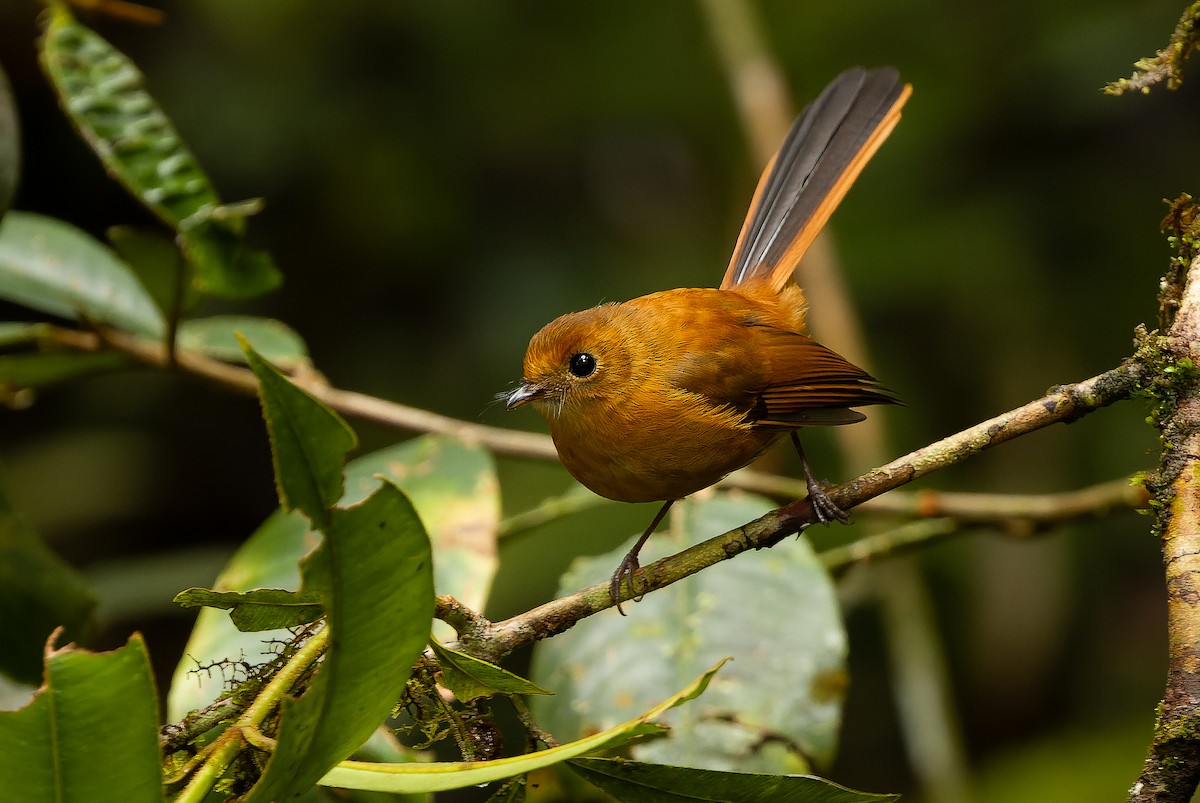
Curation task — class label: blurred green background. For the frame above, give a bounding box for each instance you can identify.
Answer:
[0,0,1193,800]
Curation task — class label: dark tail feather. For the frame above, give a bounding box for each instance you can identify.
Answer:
[721,67,910,292]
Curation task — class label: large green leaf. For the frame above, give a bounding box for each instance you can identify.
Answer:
[530,493,848,774]
[168,435,499,720]
[0,479,96,684]
[243,482,434,802]
[0,60,19,223]
[242,342,357,525]
[318,662,724,795]
[38,6,281,300]
[0,633,162,802]
[0,212,164,336]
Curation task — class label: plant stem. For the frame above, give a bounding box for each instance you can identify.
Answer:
[172,625,328,803]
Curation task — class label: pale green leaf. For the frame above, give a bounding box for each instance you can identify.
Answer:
[531,493,847,774]
[177,315,308,365]
[317,661,726,795]
[0,212,164,336]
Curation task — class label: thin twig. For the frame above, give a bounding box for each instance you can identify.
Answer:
[42,324,559,461]
[736,473,1147,531]
[160,694,242,753]
[497,485,608,539]
[1105,1,1200,94]
[819,519,960,571]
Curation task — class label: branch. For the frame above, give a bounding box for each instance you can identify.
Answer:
[1132,246,1200,802]
[44,326,559,461]
[457,361,1147,663]
[1105,1,1200,94]
[736,473,1147,533]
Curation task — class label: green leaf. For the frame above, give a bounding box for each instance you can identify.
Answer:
[0,633,162,802]
[178,315,308,365]
[0,212,165,336]
[566,758,899,803]
[0,481,96,684]
[242,340,357,524]
[179,214,282,300]
[167,436,498,720]
[0,350,132,391]
[0,60,19,223]
[39,6,217,231]
[318,661,726,795]
[530,493,848,774]
[430,641,550,704]
[243,482,434,802]
[38,6,281,301]
[106,225,187,322]
[172,587,322,632]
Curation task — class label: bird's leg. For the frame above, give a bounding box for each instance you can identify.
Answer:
[790,432,850,524]
[610,498,675,615]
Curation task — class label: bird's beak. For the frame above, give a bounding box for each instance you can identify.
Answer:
[505,383,541,410]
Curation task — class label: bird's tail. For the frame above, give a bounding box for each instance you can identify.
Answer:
[720,67,910,293]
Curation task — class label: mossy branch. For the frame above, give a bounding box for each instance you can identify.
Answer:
[1105,2,1200,94]
[1131,202,1200,802]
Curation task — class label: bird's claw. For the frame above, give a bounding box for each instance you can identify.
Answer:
[807,481,850,525]
[610,553,644,616]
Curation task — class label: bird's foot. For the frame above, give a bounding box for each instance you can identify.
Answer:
[805,479,850,525]
[610,551,645,616]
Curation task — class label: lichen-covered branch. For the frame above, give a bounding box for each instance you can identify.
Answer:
[1105,2,1200,94]
[1131,247,1200,802]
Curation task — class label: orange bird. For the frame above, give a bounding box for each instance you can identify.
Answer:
[507,67,911,608]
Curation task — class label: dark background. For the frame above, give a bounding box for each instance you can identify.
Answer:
[0,1,1191,800]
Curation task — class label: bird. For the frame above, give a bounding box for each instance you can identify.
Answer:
[506,67,911,610]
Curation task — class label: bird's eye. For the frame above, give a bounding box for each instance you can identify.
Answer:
[568,352,597,378]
